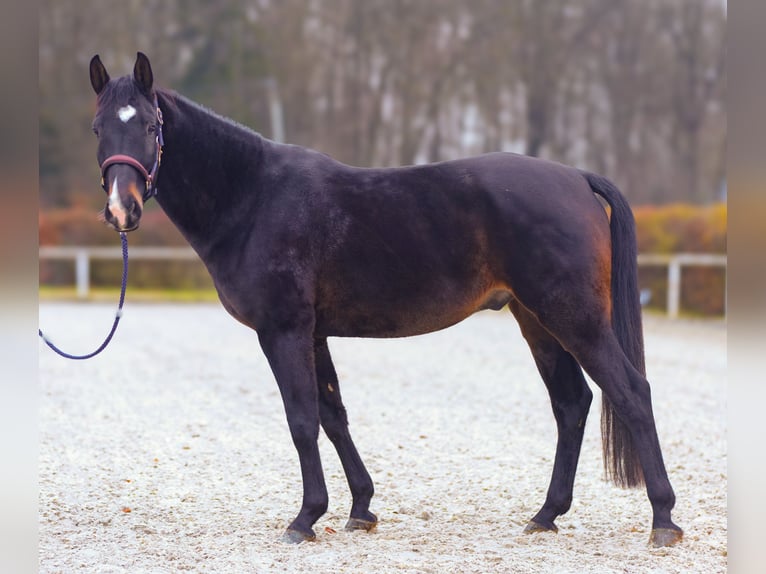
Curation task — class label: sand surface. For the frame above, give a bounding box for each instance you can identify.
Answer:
[39,303,726,573]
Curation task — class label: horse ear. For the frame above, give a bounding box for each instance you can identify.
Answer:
[133,52,154,95]
[89,55,110,95]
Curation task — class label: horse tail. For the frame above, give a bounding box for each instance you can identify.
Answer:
[580,171,645,488]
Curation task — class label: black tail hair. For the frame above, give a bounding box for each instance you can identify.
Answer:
[581,171,645,488]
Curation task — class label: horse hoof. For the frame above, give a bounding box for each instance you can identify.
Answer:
[649,527,683,547]
[281,528,316,544]
[345,516,378,532]
[523,520,558,534]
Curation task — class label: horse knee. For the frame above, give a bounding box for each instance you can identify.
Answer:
[536,491,573,521]
[319,403,349,443]
[288,418,320,450]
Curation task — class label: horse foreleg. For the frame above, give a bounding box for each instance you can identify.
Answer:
[314,338,378,532]
[258,329,328,543]
[509,301,593,534]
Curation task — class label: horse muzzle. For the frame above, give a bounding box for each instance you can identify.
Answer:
[104,176,143,232]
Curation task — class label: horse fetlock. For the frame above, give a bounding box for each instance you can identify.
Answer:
[303,497,329,521]
[649,485,677,517]
[550,497,573,517]
[352,476,374,500]
[531,493,572,526]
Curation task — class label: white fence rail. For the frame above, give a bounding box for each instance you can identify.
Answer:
[39,246,199,299]
[40,247,726,318]
[636,253,726,318]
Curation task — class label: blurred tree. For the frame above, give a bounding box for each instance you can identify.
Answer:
[663,0,726,203]
[39,0,726,210]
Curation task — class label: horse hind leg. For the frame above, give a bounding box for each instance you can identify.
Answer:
[314,338,378,532]
[569,329,681,545]
[530,297,682,546]
[509,300,593,534]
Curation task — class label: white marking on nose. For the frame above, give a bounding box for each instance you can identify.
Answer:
[117,105,137,123]
[109,177,128,228]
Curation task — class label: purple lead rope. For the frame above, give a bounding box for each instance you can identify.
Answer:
[39,232,128,360]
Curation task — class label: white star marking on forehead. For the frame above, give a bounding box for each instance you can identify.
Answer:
[117,105,137,123]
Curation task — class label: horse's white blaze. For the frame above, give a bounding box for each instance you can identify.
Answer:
[117,105,136,123]
[108,178,128,228]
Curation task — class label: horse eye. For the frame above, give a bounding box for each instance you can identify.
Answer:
[147,124,156,135]
[92,126,100,137]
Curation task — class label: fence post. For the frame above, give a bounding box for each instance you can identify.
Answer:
[667,258,681,319]
[75,249,90,299]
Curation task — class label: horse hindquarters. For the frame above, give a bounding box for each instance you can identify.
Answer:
[518,283,681,545]
[508,171,682,546]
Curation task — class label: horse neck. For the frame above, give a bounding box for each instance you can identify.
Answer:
[154,90,265,256]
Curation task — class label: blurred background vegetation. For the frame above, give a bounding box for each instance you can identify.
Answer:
[39,0,727,314]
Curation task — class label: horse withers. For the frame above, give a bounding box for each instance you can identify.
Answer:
[88,52,683,547]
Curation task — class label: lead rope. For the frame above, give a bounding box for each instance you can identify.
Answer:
[39,232,128,360]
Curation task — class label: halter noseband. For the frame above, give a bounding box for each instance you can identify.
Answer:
[100,95,165,202]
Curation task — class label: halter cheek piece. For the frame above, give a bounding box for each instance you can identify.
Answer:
[100,95,165,203]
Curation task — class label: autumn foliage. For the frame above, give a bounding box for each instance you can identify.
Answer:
[634,203,726,316]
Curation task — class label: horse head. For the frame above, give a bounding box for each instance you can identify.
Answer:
[89,52,163,232]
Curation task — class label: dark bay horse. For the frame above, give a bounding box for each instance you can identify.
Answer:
[88,52,682,547]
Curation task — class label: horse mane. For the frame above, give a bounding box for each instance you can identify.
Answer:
[155,87,266,143]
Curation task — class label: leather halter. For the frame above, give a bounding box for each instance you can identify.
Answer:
[100,95,165,202]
